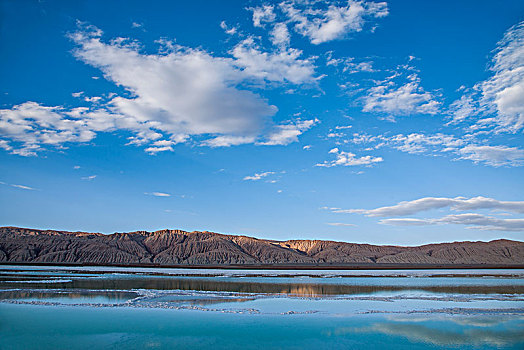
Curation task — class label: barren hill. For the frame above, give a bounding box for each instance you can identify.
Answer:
[0,226,522,267]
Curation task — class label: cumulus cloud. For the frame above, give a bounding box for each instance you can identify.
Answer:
[0,23,319,156]
[316,147,383,167]
[70,27,276,139]
[280,0,388,44]
[231,38,317,84]
[270,23,291,47]
[258,118,318,145]
[326,54,375,74]
[363,72,440,116]
[334,196,524,216]
[248,1,388,46]
[250,5,276,28]
[0,102,99,156]
[449,21,524,133]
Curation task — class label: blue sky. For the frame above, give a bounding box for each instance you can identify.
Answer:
[1,0,523,245]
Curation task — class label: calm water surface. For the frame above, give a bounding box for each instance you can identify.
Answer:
[0,266,523,349]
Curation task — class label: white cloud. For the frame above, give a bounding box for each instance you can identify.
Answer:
[220,21,237,35]
[144,140,175,154]
[250,5,276,28]
[380,213,524,232]
[243,171,275,181]
[145,192,171,197]
[0,102,99,156]
[280,0,388,44]
[0,181,36,190]
[270,22,290,47]
[349,132,524,167]
[326,222,356,227]
[202,135,256,147]
[11,184,34,190]
[363,73,440,116]
[333,196,524,216]
[316,147,383,167]
[0,140,12,152]
[71,27,276,140]
[326,54,375,73]
[231,38,317,84]
[447,95,476,125]
[378,218,431,226]
[1,23,319,156]
[450,21,524,133]
[458,144,524,167]
[258,118,318,145]
[81,175,97,181]
[477,21,524,132]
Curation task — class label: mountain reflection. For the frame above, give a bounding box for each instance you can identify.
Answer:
[1,275,522,295]
[0,290,136,301]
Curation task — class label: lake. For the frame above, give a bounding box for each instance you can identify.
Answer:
[1,265,523,349]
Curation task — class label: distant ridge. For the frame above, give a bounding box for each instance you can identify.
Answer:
[0,226,523,268]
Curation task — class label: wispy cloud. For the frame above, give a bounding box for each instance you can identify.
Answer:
[1,181,36,190]
[328,196,524,217]
[81,175,97,181]
[363,71,440,117]
[326,196,524,232]
[380,213,524,232]
[316,147,383,167]
[145,192,171,197]
[243,171,275,181]
[449,21,524,133]
[348,132,524,167]
[326,222,356,227]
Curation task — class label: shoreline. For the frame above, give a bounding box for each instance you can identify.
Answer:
[1,261,523,270]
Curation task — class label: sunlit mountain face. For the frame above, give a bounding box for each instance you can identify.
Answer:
[1,0,523,245]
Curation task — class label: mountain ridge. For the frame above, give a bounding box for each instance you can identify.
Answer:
[1,226,523,267]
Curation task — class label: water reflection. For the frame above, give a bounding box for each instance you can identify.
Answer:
[334,320,524,347]
[1,276,523,296]
[0,290,137,302]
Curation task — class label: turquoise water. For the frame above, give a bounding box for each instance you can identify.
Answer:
[1,304,523,349]
[0,266,523,349]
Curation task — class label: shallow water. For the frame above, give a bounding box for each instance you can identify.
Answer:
[0,266,523,349]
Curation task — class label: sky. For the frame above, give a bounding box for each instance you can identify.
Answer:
[0,0,523,245]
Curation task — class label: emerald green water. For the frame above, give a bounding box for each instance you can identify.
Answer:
[0,266,523,349]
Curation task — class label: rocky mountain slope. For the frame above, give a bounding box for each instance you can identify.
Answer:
[0,226,523,266]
